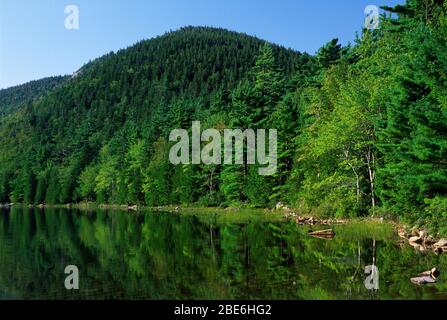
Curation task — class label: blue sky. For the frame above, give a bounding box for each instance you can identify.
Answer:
[0,0,404,89]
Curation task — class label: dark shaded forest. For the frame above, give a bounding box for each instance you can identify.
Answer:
[1,0,447,234]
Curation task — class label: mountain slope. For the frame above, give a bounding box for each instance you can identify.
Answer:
[0,76,68,117]
[0,26,313,205]
[1,1,447,236]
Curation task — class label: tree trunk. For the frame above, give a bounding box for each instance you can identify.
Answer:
[366,147,376,215]
[344,149,360,204]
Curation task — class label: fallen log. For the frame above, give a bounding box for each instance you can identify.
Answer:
[309,229,335,238]
[418,267,440,279]
[310,234,334,240]
[411,267,439,285]
[411,276,436,285]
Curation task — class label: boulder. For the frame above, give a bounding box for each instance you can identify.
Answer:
[411,228,421,237]
[424,236,436,245]
[398,228,408,239]
[276,202,285,210]
[409,242,423,251]
[433,239,447,248]
[434,246,444,255]
[409,236,423,244]
[435,246,447,254]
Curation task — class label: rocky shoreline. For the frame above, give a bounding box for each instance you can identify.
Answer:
[398,227,447,254]
[275,203,447,256]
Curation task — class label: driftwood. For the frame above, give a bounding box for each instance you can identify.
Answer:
[419,267,440,279]
[411,276,436,285]
[411,268,439,285]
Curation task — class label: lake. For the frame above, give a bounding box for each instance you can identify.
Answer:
[0,207,446,300]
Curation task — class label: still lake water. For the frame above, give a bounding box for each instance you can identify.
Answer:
[0,207,446,300]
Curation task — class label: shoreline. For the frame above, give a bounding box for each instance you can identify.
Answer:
[2,202,446,255]
[0,201,395,227]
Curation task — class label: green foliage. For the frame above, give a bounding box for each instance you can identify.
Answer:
[77,164,98,202]
[142,139,171,206]
[220,165,244,205]
[0,76,68,117]
[1,3,447,234]
[0,27,304,208]
[422,196,447,235]
[316,39,345,69]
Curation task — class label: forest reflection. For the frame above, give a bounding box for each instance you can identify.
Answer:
[0,207,446,300]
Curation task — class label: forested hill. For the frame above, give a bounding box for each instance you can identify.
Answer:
[0,76,68,117]
[2,1,447,236]
[0,26,312,205]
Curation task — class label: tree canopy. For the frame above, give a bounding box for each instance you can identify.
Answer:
[1,1,447,235]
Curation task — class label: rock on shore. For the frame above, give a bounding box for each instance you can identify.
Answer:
[400,227,447,255]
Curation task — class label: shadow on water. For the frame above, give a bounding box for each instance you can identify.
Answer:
[0,207,446,300]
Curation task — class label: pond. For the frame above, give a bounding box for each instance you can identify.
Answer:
[0,207,446,300]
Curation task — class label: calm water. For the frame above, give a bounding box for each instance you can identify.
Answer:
[0,207,446,300]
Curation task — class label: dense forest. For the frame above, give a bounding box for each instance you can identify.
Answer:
[1,0,447,234]
[0,76,68,117]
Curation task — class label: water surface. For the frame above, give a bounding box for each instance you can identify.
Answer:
[0,207,446,300]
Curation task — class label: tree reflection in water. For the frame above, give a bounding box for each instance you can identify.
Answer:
[0,207,445,300]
